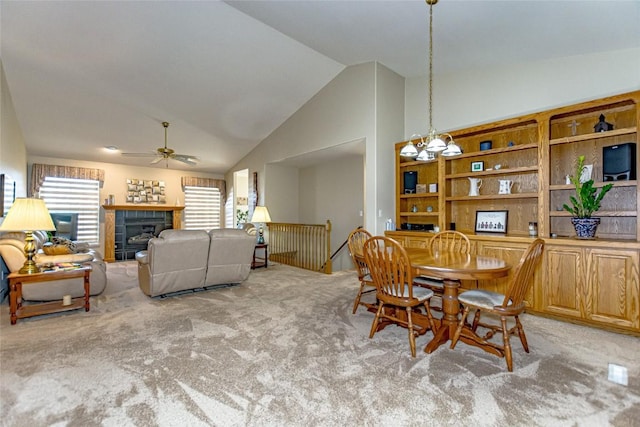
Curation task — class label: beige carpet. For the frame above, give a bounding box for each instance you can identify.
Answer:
[0,261,639,427]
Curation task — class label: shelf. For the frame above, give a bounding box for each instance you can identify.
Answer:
[446,193,539,201]
[399,159,438,167]
[549,211,637,217]
[395,91,639,243]
[400,212,439,217]
[446,166,538,179]
[444,142,538,160]
[549,127,637,145]
[400,193,439,199]
[549,180,637,190]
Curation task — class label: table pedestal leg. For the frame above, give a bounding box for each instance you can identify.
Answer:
[424,278,460,353]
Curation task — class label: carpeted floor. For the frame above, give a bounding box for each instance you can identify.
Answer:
[0,261,639,427]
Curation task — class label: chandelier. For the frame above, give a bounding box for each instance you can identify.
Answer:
[400,0,461,159]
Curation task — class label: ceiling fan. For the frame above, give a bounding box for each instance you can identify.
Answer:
[122,121,199,166]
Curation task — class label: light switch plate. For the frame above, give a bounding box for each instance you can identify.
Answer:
[608,363,628,386]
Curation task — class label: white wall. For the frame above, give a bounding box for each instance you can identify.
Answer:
[227,62,376,227]
[298,154,364,271]
[405,48,640,135]
[0,60,28,198]
[264,163,299,223]
[374,63,405,230]
[228,62,406,236]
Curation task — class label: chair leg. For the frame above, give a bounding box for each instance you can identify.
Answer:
[450,306,470,349]
[423,301,437,334]
[352,281,366,314]
[369,302,385,339]
[406,307,416,358]
[501,316,513,372]
[471,309,482,332]
[514,315,529,353]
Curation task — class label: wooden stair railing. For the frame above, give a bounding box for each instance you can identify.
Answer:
[268,220,332,274]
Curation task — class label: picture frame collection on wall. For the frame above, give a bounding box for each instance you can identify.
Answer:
[126,179,166,203]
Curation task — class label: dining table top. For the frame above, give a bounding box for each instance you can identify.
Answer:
[405,247,511,281]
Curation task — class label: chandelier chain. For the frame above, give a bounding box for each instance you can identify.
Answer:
[428,0,435,132]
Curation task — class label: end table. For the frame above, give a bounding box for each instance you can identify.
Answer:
[8,266,91,325]
[252,243,268,269]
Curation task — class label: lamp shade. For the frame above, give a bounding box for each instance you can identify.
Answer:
[0,198,56,232]
[251,206,272,223]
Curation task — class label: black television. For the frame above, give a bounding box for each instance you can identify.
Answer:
[50,213,79,241]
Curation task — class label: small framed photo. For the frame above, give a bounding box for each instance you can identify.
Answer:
[471,161,484,172]
[475,210,508,234]
[416,184,427,194]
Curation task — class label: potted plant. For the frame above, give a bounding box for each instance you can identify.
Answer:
[562,155,613,239]
[236,209,248,228]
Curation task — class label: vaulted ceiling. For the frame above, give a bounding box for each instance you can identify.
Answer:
[2,1,638,174]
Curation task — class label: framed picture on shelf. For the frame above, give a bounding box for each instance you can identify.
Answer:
[475,210,508,234]
[471,161,484,172]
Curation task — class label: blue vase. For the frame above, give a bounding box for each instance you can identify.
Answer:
[571,217,600,239]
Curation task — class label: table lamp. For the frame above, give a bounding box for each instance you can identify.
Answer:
[0,198,56,274]
[250,206,271,244]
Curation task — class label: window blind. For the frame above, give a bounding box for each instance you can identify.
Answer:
[38,177,100,243]
[183,186,221,230]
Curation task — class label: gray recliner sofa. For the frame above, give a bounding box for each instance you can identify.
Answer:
[0,231,107,301]
[135,228,256,297]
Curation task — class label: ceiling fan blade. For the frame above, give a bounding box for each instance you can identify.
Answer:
[149,156,165,164]
[121,151,158,157]
[123,122,196,166]
[172,154,199,166]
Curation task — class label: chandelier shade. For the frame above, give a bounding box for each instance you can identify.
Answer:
[399,141,419,158]
[441,141,463,157]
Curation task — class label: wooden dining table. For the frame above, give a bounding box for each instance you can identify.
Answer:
[405,247,511,354]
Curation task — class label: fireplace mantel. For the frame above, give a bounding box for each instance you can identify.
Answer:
[102,205,184,262]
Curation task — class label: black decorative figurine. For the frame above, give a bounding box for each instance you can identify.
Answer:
[594,114,613,132]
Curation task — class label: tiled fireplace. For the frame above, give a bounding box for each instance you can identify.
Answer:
[102,205,184,262]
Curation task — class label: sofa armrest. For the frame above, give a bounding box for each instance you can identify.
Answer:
[136,250,149,265]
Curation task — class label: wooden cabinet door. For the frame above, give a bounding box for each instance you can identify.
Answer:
[542,246,584,318]
[476,241,533,304]
[586,248,640,330]
[405,237,429,249]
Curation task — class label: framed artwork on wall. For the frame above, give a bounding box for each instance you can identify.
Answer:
[475,210,508,234]
[126,178,166,203]
[0,174,16,217]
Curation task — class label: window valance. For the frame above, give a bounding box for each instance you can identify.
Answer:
[30,164,105,197]
[181,177,226,202]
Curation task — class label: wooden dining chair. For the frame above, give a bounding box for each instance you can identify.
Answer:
[347,228,375,314]
[450,238,544,372]
[363,236,437,357]
[413,230,470,310]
